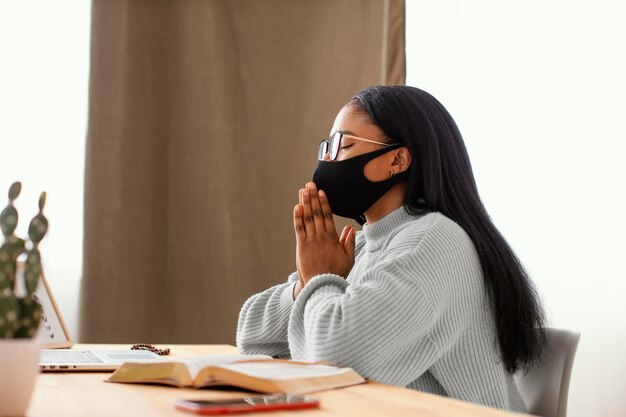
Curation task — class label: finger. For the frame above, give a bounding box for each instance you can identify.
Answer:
[307,183,326,233]
[317,189,336,233]
[339,225,350,247]
[301,188,316,237]
[345,228,356,259]
[341,226,352,253]
[293,204,306,241]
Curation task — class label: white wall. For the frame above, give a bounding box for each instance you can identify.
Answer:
[406,1,626,416]
[0,1,90,340]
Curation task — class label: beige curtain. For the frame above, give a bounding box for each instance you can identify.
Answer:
[80,0,405,344]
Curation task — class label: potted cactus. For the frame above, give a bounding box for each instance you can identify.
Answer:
[0,181,48,416]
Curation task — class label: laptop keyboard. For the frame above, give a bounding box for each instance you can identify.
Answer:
[40,350,104,364]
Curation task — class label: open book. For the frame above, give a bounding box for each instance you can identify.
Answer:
[107,355,366,394]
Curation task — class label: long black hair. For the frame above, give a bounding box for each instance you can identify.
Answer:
[351,85,546,373]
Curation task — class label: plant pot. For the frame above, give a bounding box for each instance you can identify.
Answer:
[0,339,40,417]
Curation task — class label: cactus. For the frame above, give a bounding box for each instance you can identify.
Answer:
[0,182,47,338]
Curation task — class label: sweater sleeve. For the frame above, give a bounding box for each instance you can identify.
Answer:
[235,233,367,359]
[236,271,299,358]
[287,249,447,387]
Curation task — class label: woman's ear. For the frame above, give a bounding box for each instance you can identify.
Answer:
[391,147,411,174]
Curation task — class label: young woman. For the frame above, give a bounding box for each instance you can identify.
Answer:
[236,85,546,412]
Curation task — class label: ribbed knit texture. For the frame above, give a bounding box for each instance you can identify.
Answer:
[236,207,526,412]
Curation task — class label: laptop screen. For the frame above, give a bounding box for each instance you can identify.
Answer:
[16,262,73,348]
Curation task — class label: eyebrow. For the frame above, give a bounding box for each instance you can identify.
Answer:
[329,130,357,140]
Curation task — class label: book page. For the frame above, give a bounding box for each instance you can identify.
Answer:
[171,355,271,380]
[219,361,352,381]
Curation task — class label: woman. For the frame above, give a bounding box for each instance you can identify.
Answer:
[236,85,545,412]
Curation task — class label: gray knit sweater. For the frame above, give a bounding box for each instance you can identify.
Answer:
[236,207,526,412]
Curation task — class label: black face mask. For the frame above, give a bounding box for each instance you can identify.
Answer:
[312,145,407,223]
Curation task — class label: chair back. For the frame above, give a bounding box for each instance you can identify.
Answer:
[514,328,580,417]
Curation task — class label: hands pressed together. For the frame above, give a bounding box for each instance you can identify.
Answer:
[292,182,356,299]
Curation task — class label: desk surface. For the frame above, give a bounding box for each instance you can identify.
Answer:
[29,344,527,417]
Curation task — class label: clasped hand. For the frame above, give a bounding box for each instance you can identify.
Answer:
[293,182,356,298]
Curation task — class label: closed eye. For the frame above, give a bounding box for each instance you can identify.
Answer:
[340,144,354,150]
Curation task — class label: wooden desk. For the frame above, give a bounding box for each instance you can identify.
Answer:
[28,344,527,417]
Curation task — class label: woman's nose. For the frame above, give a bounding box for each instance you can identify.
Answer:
[322,152,331,161]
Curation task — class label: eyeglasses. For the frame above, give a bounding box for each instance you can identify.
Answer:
[318,131,395,161]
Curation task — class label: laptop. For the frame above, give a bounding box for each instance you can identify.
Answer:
[39,348,162,371]
[18,263,163,371]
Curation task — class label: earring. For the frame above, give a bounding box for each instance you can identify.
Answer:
[389,170,395,177]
